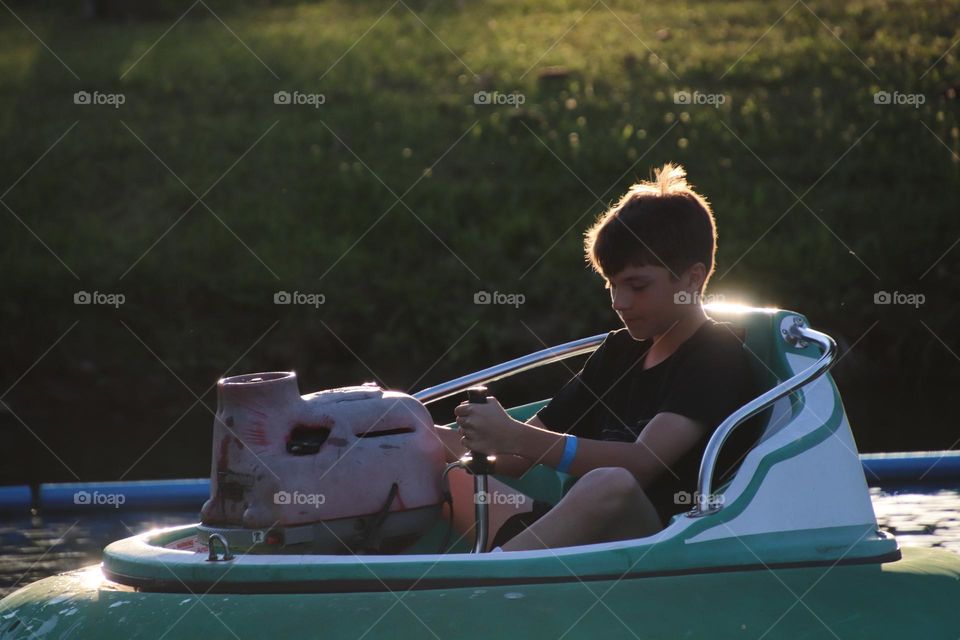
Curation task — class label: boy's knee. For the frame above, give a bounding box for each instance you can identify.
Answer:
[574,467,662,537]
[580,466,638,490]
[575,467,643,512]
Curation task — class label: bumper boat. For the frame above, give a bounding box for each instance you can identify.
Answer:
[2,306,959,639]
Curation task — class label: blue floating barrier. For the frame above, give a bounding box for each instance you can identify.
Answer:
[0,485,31,512]
[39,479,209,512]
[861,451,960,485]
[0,451,955,515]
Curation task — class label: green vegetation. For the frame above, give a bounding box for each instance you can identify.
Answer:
[1,0,958,482]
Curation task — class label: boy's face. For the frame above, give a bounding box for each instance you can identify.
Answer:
[606,263,700,340]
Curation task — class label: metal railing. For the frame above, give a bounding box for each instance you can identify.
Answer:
[688,318,837,516]
[413,334,605,404]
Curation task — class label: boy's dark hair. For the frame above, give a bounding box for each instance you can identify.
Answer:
[584,163,717,292]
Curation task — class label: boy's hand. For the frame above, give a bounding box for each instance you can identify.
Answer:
[453,397,523,455]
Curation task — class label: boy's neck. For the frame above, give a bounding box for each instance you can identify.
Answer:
[643,306,709,370]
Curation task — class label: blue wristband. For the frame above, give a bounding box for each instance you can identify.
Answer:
[556,435,578,474]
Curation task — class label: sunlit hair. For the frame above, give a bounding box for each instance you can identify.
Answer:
[584,163,717,292]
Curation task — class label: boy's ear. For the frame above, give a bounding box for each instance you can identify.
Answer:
[685,262,707,291]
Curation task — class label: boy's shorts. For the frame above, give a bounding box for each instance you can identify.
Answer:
[489,499,552,549]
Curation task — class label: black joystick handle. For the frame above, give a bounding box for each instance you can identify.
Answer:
[467,387,488,405]
[465,386,495,475]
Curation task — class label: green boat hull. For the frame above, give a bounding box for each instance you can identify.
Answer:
[2,547,958,639]
[4,309,959,637]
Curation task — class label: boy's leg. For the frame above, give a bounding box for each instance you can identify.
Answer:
[446,468,535,546]
[499,467,662,551]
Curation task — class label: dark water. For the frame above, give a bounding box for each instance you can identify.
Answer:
[0,511,199,599]
[1,489,958,599]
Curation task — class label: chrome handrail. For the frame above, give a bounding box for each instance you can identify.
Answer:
[413,334,606,404]
[688,318,837,517]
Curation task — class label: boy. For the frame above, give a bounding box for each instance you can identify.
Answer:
[436,163,759,551]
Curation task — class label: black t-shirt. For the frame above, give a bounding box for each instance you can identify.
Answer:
[535,319,762,524]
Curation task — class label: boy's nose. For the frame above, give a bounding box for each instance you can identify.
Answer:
[611,289,631,310]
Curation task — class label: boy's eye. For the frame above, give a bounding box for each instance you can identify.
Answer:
[606,283,646,293]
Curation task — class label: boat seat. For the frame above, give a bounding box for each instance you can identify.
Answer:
[706,307,796,445]
[495,307,800,505]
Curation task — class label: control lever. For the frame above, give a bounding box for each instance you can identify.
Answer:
[439,385,497,553]
[464,386,496,553]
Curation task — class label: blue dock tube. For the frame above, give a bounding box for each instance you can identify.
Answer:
[0,451,956,515]
[38,479,209,512]
[0,485,31,513]
[860,451,960,485]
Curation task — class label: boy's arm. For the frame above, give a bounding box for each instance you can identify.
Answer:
[512,412,706,487]
[434,417,547,477]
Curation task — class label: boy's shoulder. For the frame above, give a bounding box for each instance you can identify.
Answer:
[680,319,748,363]
[598,328,647,358]
[602,319,744,351]
[586,328,646,378]
[593,319,747,375]
[697,319,746,346]
[603,327,636,345]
